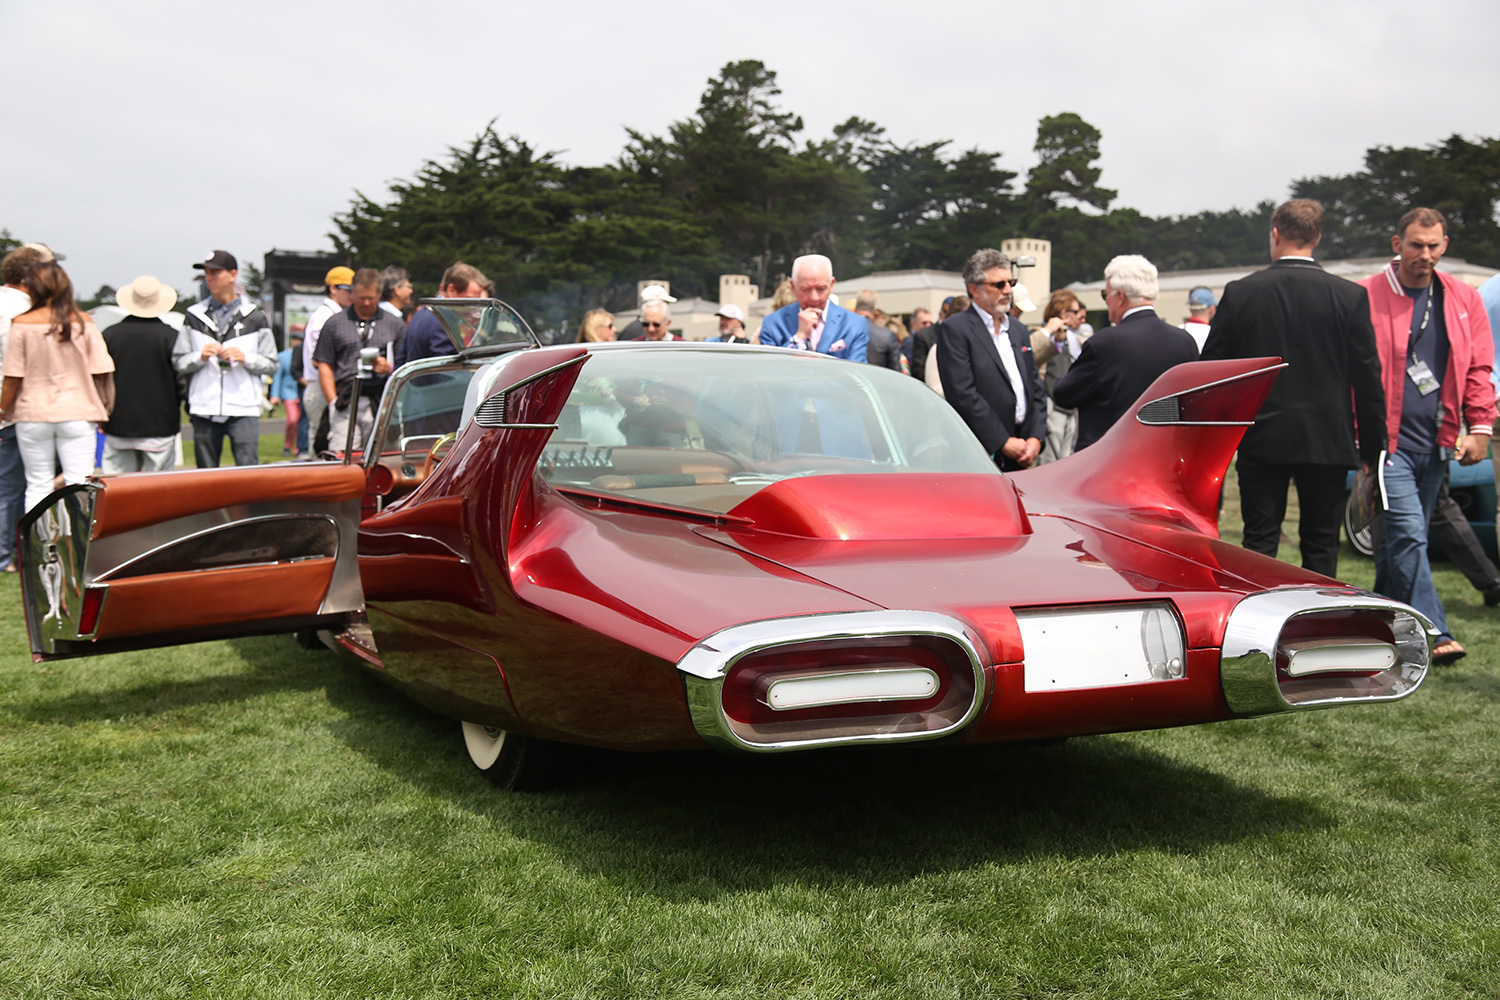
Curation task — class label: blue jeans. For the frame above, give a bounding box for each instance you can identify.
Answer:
[1374,448,1450,641]
[190,415,260,467]
[0,424,25,568]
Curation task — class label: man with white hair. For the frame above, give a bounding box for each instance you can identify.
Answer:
[1052,254,1199,451]
[639,300,680,341]
[756,255,868,361]
[617,284,677,341]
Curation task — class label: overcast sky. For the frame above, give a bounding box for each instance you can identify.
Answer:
[5,0,1499,297]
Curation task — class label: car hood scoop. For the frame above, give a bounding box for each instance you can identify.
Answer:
[725,473,1029,541]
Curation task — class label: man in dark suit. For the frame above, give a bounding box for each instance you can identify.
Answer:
[1201,198,1385,578]
[1053,254,1199,451]
[852,289,902,372]
[935,248,1046,470]
[757,255,869,361]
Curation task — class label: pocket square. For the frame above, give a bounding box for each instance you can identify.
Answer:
[830,339,846,352]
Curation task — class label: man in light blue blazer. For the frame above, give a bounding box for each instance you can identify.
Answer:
[757,254,869,362]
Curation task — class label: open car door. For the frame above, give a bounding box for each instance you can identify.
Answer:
[19,463,367,661]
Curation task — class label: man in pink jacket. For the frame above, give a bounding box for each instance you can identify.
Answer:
[1362,207,1496,664]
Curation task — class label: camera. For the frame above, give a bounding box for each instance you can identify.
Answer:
[356,346,381,378]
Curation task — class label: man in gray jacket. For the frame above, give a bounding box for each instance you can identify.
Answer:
[174,250,277,466]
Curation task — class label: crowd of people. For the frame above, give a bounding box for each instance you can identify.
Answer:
[3,199,1499,664]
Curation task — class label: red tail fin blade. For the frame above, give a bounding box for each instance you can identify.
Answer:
[1017,358,1284,537]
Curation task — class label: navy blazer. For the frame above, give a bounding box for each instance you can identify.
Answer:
[1201,259,1385,466]
[934,306,1047,464]
[1052,308,1200,450]
[758,303,870,361]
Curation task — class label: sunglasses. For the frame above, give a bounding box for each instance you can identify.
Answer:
[977,279,1019,290]
[642,321,666,329]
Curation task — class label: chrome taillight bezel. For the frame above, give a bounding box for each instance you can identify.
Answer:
[678,611,987,753]
[1219,587,1434,716]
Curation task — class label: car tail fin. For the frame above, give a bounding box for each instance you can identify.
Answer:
[1016,357,1284,536]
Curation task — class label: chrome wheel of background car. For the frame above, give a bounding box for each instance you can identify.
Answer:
[460,721,553,791]
[1343,491,1375,557]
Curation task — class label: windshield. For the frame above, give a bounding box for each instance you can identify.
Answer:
[537,348,998,513]
[416,298,538,352]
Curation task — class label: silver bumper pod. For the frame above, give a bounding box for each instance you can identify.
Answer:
[1219,587,1434,716]
[678,610,988,753]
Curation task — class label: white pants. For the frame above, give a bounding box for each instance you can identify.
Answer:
[16,420,97,514]
[102,438,178,475]
[303,382,328,453]
[327,396,375,454]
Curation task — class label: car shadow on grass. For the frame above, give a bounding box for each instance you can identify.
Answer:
[9,633,346,724]
[14,632,1334,893]
[297,646,1335,895]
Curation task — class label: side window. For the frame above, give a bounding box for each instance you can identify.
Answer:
[374,366,476,459]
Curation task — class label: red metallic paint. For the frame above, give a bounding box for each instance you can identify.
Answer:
[727,473,1031,540]
[344,351,1300,751]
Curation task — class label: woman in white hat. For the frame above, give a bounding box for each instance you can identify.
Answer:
[0,261,114,512]
[100,275,182,474]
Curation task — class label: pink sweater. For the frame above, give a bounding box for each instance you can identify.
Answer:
[2,319,114,422]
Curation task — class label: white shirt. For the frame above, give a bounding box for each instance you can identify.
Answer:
[302,297,340,383]
[970,303,1027,426]
[379,301,402,319]
[1182,318,1211,351]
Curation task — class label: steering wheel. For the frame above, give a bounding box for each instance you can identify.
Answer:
[420,432,458,480]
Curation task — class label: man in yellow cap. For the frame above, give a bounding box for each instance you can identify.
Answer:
[302,265,354,455]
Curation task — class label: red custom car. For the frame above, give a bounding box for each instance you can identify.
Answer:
[19,301,1434,789]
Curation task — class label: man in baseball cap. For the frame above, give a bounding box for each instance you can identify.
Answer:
[173,249,277,466]
[1182,286,1217,350]
[193,249,238,272]
[301,265,357,454]
[709,303,749,343]
[617,283,678,341]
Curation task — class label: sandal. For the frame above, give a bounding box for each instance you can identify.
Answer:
[1433,640,1467,665]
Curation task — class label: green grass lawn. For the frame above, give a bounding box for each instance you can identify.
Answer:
[2,471,1498,998]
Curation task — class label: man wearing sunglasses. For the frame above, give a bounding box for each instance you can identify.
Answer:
[934,248,1047,470]
[640,301,681,341]
[1053,254,1199,451]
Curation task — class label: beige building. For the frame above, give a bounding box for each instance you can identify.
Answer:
[1067,257,1500,327]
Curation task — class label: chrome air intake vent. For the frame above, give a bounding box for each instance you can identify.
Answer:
[474,392,508,428]
[1136,397,1181,423]
[1219,588,1434,716]
[678,611,987,753]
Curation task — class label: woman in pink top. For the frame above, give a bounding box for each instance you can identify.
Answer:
[0,262,115,513]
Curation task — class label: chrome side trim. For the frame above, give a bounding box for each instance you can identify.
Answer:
[677,610,987,753]
[1219,587,1435,716]
[94,512,338,581]
[84,500,364,616]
